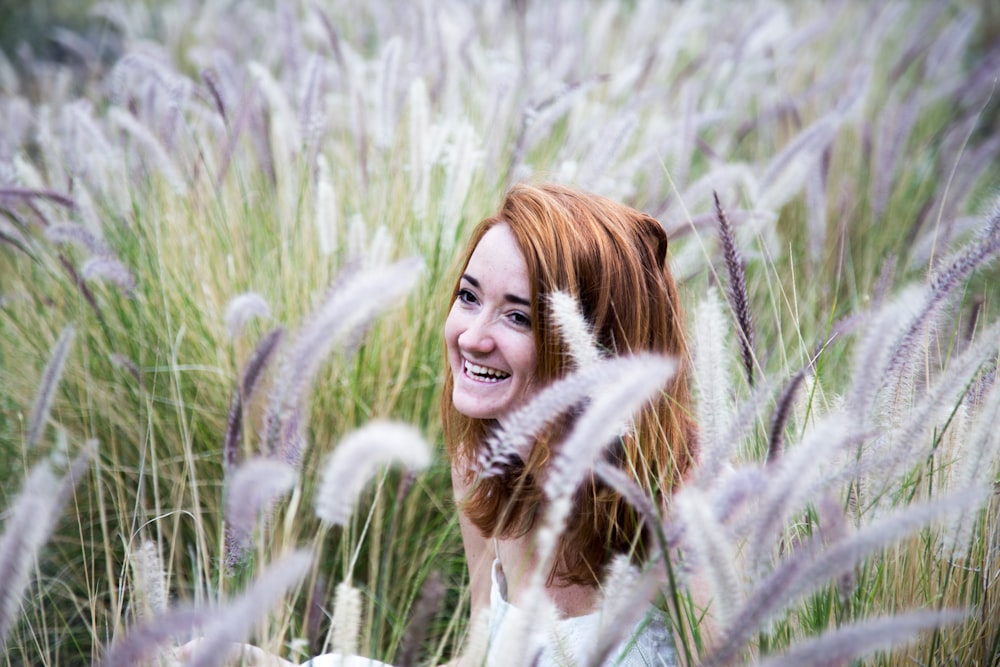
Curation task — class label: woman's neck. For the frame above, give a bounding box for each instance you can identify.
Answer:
[495,534,600,618]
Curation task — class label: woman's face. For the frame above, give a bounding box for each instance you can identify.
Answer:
[445,223,538,424]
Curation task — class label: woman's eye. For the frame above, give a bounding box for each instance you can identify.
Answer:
[456,288,477,305]
[509,311,531,327]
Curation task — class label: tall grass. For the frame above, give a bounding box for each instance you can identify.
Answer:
[1,1,998,665]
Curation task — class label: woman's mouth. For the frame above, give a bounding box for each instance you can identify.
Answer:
[463,359,511,383]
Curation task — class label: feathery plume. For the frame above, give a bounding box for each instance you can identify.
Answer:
[0,446,93,648]
[691,288,734,484]
[224,327,284,469]
[129,540,168,619]
[747,414,857,571]
[44,223,109,256]
[98,606,207,667]
[187,550,312,667]
[543,355,676,521]
[0,186,77,210]
[224,458,297,570]
[862,318,1000,498]
[408,78,431,222]
[314,154,338,257]
[593,460,663,539]
[224,292,271,339]
[766,368,809,464]
[329,580,362,657]
[755,112,841,213]
[107,106,186,192]
[397,571,445,667]
[314,421,431,526]
[548,290,601,370]
[755,610,967,667]
[264,258,423,460]
[440,119,479,247]
[939,379,1000,558]
[675,487,743,627]
[592,566,668,667]
[81,255,136,296]
[0,464,61,646]
[714,192,754,387]
[846,285,926,419]
[201,67,228,123]
[25,325,75,448]
[481,354,672,477]
[881,220,1000,395]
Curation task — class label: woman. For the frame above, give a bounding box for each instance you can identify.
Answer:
[443,182,696,666]
[176,183,696,667]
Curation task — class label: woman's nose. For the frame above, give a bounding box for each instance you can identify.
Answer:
[458,314,496,354]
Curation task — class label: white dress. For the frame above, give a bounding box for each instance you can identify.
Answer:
[301,561,678,667]
[486,559,678,666]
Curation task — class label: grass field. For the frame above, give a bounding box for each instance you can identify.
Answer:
[1,1,999,665]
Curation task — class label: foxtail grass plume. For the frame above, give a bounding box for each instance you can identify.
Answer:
[329,580,362,658]
[859,319,1000,505]
[265,257,423,462]
[397,571,445,667]
[0,445,93,648]
[939,378,1000,558]
[224,292,271,339]
[314,421,431,526]
[755,111,842,214]
[25,324,75,449]
[755,610,968,667]
[44,222,109,256]
[314,154,337,257]
[691,288,734,484]
[187,550,312,667]
[548,290,601,370]
[0,465,62,647]
[714,192,754,387]
[674,487,743,628]
[98,606,207,667]
[441,119,479,246]
[224,458,297,570]
[107,106,186,193]
[224,327,284,469]
[746,414,855,571]
[407,77,431,222]
[81,255,136,296]
[881,216,1000,400]
[481,354,672,477]
[766,368,809,464]
[129,540,168,620]
[542,354,676,535]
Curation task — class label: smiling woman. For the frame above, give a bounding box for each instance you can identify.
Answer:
[444,223,539,421]
[442,182,697,666]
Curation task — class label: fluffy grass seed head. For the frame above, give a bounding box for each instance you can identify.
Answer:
[329,580,362,658]
[548,290,601,370]
[224,458,298,569]
[314,421,431,526]
[129,540,168,620]
[187,550,312,667]
[25,324,75,449]
[224,292,271,339]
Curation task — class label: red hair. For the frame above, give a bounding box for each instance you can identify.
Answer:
[442,183,696,586]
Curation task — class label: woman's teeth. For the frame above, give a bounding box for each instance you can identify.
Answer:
[464,360,511,382]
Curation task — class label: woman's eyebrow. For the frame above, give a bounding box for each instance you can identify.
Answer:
[461,274,530,307]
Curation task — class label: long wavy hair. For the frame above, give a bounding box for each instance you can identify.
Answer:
[442,183,696,587]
